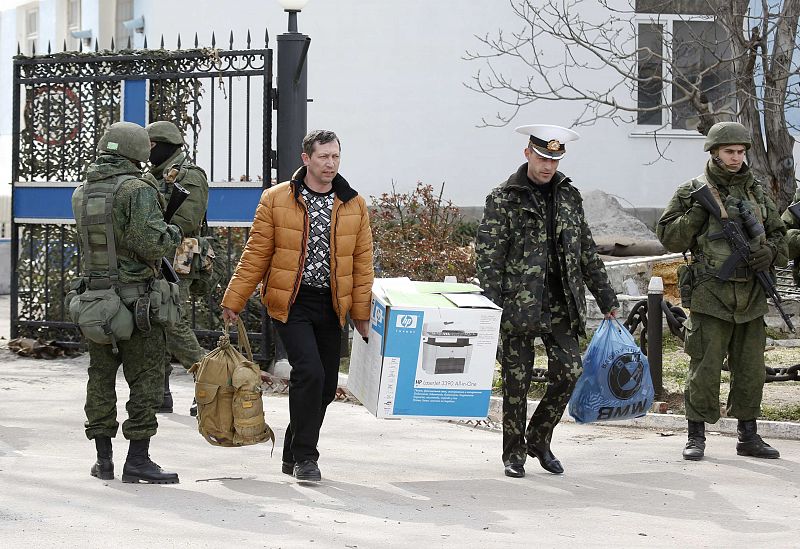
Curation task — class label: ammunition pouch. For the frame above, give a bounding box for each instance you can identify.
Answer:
[64,277,86,316]
[149,277,182,326]
[67,286,134,353]
[174,237,199,276]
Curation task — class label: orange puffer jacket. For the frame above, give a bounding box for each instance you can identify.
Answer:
[221,168,374,326]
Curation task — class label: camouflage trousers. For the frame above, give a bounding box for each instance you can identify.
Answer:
[683,312,765,424]
[500,321,582,465]
[164,277,205,372]
[84,324,167,440]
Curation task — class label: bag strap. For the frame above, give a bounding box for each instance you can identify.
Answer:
[224,317,254,361]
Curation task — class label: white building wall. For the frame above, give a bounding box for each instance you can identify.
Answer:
[0,0,796,207]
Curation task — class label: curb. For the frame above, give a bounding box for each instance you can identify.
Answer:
[328,372,800,441]
[487,395,800,440]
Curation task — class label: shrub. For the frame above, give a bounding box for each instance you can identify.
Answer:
[370,182,476,282]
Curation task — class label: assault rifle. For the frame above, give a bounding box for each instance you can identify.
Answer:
[160,181,190,284]
[691,184,794,331]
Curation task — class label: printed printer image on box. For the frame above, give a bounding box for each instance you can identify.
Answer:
[347,278,502,420]
[420,320,477,375]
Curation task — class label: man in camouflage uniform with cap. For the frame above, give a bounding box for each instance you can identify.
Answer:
[73,121,183,483]
[658,121,786,461]
[146,121,210,414]
[476,124,618,478]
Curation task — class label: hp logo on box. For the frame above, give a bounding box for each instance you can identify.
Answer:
[372,303,384,324]
[396,314,418,329]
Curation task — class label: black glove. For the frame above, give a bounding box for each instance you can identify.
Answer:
[749,244,774,272]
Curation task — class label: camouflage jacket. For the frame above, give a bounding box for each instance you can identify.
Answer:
[152,150,209,238]
[476,164,618,335]
[72,154,182,284]
[657,161,787,323]
[780,187,800,285]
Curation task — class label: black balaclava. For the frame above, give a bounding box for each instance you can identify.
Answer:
[149,141,181,168]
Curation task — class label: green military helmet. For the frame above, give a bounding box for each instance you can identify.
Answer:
[146,120,184,145]
[98,122,151,163]
[704,121,752,152]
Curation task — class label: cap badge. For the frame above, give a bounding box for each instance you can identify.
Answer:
[546,139,561,151]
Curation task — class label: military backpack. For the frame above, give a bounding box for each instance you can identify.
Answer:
[188,319,275,448]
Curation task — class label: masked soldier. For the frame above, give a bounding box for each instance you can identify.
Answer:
[146,121,210,415]
[476,124,618,478]
[657,121,787,461]
[72,121,183,483]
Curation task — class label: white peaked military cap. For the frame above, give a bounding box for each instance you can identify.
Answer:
[515,124,580,160]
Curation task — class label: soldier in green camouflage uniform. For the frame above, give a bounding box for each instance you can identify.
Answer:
[657,121,786,461]
[73,122,183,483]
[780,188,800,286]
[476,125,618,478]
[146,121,210,414]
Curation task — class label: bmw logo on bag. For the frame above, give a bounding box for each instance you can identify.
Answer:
[608,352,644,400]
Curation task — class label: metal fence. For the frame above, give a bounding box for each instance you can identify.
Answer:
[11,33,276,362]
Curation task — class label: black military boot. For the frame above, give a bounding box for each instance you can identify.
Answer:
[121,438,180,484]
[90,436,114,480]
[159,366,173,414]
[682,420,705,461]
[736,419,780,459]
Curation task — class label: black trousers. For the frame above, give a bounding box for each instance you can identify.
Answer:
[274,285,342,463]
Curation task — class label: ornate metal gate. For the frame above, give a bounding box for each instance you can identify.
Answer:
[11,33,276,362]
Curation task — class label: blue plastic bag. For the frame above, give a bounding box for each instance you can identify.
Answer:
[568,319,654,424]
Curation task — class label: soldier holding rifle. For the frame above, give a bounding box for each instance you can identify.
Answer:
[146,121,210,415]
[657,122,787,462]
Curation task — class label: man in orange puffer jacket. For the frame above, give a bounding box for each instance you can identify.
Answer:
[221,129,374,482]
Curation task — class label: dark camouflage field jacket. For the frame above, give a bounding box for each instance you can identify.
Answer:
[476,163,618,335]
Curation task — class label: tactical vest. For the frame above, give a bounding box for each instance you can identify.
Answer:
[690,175,766,282]
[75,174,150,287]
[68,174,143,352]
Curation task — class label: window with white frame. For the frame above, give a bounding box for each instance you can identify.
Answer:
[636,12,734,131]
[25,7,38,55]
[66,0,81,50]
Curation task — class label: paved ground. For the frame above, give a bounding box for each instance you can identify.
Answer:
[2,351,800,548]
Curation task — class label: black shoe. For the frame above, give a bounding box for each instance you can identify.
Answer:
[504,463,525,478]
[293,460,321,482]
[90,437,114,480]
[281,461,295,476]
[121,439,179,484]
[683,420,706,461]
[736,420,780,459]
[189,398,197,417]
[527,442,564,474]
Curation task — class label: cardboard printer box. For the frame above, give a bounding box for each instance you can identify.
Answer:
[348,278,501,419]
